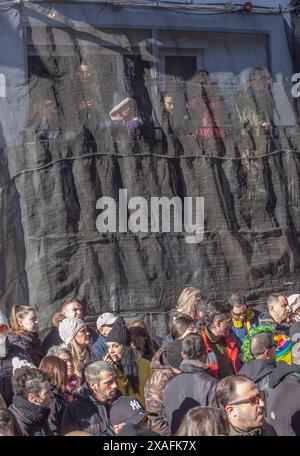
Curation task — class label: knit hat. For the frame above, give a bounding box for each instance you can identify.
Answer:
[106,321,131,346]
[0,310,9,328]
[58,318,86,344]
[166,339,183,369]
[96,312,118,330]
[110,396,147,426]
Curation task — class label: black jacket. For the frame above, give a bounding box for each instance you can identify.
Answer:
[9,394,52,436]
[42,326,98,353]
[239,358,276,393]
[61,383,117,436]
[48,387,67,436]
[162,359,217,434]
[8,332,44,367]
[267,361,300,436]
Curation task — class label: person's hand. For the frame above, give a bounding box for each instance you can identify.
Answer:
[103,352,115,366]
[113,424,125,434]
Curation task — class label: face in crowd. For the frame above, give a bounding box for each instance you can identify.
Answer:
[90,370,118,403]
[163,95,174,113]
[226,380,265,431]
[58,352,75,379]
[63,301,82,320]
[211,312,232,338]
[231,304,248,323]
[75,326,90,349]
[18,310,39,334]
[270,295,289,324]
[106,341,123,364]
[28,380,53,409]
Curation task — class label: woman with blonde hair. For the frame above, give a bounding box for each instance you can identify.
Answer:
[162,287,202,348]
[58,318,94,381]
[8,304,44,367]
[176,287,201,319]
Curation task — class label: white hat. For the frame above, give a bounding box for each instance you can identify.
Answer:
[96,312,118,330]
[58,318,86,345]
[0,310,9,327]
[109,97,135,120]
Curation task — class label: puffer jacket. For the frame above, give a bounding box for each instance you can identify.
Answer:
[61,383,117,436]
[144,347,180,435]
[8,331,44,367]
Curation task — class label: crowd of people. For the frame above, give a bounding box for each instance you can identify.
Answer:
[0,287,300,436]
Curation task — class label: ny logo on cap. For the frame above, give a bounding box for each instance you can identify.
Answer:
[130,400,141,410]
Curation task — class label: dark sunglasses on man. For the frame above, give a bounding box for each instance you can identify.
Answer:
[230,390,265,407]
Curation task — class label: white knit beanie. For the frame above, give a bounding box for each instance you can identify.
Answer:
[58,318,86,344]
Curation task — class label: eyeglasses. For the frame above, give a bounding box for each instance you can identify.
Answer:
[267,340,279,350]
[231,310,247,318]
[230,390,265,407]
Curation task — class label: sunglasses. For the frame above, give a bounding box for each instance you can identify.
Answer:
[231,310,247,317]
[230,390,265,406]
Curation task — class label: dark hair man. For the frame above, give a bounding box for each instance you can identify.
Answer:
[162,333,217,434]
[215,375,276,436]
[229,292,260,345]
[201,300,242,379]
[9,367,53,436]
[61,361,118,435]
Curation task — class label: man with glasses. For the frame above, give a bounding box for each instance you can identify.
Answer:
[201,300,242,380]
[215,375,277,436]
[229,293,260,346]
[239,326,277,396]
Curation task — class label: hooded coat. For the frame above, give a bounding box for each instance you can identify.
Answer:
[162,359,217,434]
[239,358,276,393]
[61,383,117,436]
[267,360,300,436]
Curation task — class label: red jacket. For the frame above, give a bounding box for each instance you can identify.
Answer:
[201,329,242,380]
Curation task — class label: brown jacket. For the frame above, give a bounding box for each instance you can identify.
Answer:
[144,347,180,435]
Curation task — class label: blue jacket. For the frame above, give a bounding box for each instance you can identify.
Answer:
[92,334,106,360]
[230,308,260,345]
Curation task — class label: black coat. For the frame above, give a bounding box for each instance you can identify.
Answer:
[239,358,276,394]
[61,383,117,436]
[9,394,52,436]
[267,361,300,436]
[8,332,44,367]
[48,387,67,436]
[162,359,217,434]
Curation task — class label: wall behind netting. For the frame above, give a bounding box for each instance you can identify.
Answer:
[0,3,300,334]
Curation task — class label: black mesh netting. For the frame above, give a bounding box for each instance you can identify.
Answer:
[1,9,300,333]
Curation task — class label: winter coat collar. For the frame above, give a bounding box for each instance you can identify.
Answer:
[269,360,300,388]
[239,358,276,383]
[149,347,179,374]
[12,395,50,423]
[229,424,261,436]
[179,359,209,374]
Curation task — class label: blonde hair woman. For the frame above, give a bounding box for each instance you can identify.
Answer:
[58,318,94,380]
[176,287,201,319]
